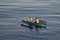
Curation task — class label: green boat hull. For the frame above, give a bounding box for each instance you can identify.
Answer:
[22,20,46,29]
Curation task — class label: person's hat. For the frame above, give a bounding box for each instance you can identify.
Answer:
[29,16,32,18]
[36,17,38,19]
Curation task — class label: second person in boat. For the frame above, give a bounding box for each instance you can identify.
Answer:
[34,17,42,26]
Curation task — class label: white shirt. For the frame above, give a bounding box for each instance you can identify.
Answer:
[28,18,32,22]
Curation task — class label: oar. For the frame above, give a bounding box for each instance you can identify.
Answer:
[40,20,47,25]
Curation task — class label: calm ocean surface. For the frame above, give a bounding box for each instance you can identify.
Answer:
[0,0,60,40]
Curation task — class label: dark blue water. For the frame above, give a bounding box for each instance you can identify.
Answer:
[0,0,60,40]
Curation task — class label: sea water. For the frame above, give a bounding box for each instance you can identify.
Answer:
[0,0,60,40]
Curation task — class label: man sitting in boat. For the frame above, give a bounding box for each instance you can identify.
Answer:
[28,16,32,22]
[34,17,42,26]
